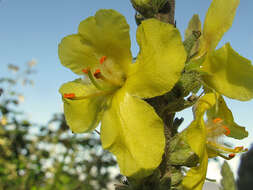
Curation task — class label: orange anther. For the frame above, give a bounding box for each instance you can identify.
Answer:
[245,148,249,151]
[235,146,244,152]
[82,68,90,74]
[94,69,101,79]
[100,56,107,64]
[213,118,222,123]
[229,153,236,158]
[222,125,231,136]
[63,93,76,99]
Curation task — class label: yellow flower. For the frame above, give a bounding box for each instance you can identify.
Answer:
[187,0,253,101]
[58,9,186,177]
[182,93,248,190]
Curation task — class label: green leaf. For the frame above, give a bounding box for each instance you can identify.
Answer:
[202,43,253,101]
[201,0,239,52]
[169,131,199,167]
[59,9,132,75]
[100,87,165,178]
[207,95,248,139]
[220,161,236,190]
[59,79,105,133]
[125,19,186,98]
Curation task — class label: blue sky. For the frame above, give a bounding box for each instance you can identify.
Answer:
[0,0,253,182]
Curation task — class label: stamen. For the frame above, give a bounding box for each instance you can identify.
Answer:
[229,153,236,158]
[234,146,244,152]
[213,118,222,123]
[63,93,76,99]
[207,141,244,154]
[87,70,103,90]
[82,68,90,74]
[94,69,101,79]
[222,125,231,136]
[217,153,235,160]
[100,56,107,64]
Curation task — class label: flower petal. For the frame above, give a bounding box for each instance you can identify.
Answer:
[125,19,186,98]
[59,79,105,133]
[100,88,165,177]
[59,34,98,75]
[202,43,253,101]
[201,0,239,52]
[182,93,216,190]
[182,151,208,190]
[206,95,248,139]
[59,9,132,75]
[78,9,132,74]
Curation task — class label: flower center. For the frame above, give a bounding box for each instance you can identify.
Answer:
[62,56,126,100]
[206,117,247,160]
[82,56,126,90]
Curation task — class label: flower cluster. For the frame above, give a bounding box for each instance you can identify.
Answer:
[58,0,253,187]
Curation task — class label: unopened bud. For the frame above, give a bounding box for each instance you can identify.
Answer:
[131,0,153,18]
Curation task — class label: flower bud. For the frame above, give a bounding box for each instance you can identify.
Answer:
[130,0,153,18]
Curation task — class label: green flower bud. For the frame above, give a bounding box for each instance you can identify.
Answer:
[130,0,168,18]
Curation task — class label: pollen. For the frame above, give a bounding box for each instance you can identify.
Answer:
[82,68,90,74]
[94,69,101,79]
[213,118,222,123]
[63,93,76,99]
[229,153,236,158]
[234,146,244,152]
[222,125,231,136]
[100,56,107,64]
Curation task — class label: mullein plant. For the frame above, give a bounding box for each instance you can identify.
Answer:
[58,0,253,189]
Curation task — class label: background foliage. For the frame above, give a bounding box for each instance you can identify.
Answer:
[0,63,119,190]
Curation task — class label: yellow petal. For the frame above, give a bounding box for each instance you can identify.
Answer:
[125,19,186,98]
[201,0,239,52]
[59,34,98,75]
[202,43,253,101]
[59,79,105,133]
[59,10,132,75]
[100,87,165,177]
[182,151,208,190]
[183,93,216,190]
[78,9,132,74]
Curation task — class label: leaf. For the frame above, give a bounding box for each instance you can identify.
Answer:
[169,131,199,167]
[220,161,236,190]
